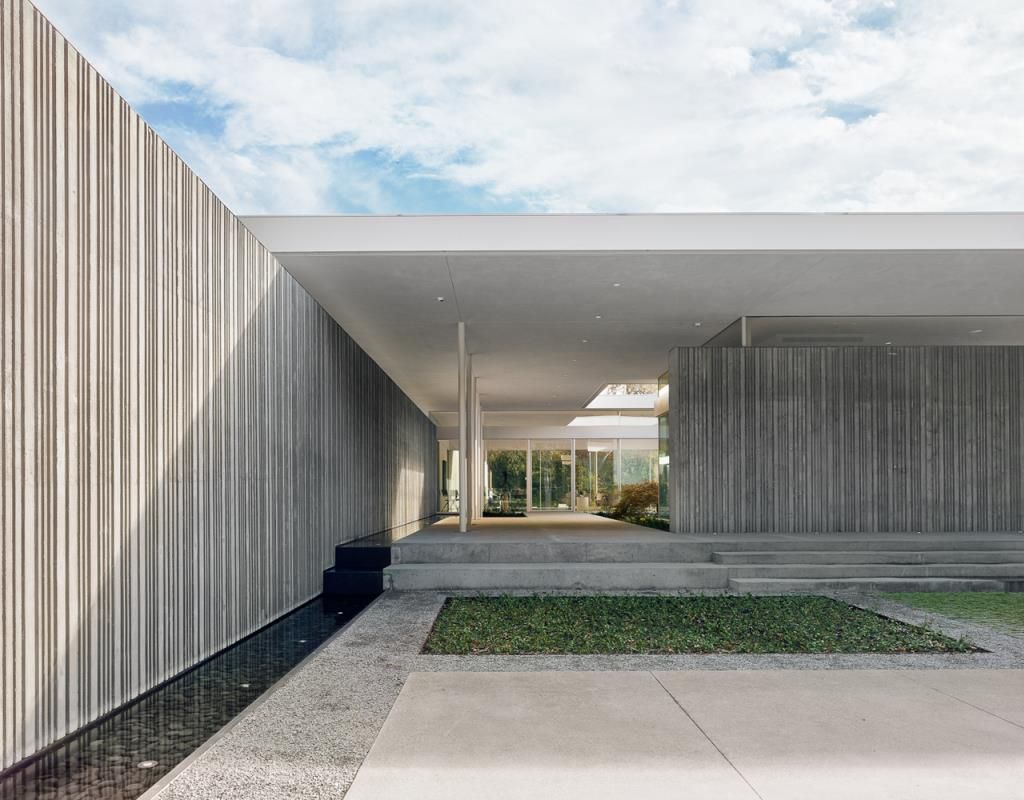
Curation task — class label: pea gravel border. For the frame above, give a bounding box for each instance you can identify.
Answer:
[148,590,1024,800]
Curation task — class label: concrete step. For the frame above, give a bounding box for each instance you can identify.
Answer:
[704,537,1024,553]
[394,536,1024,565]
[725,563,1024,579]
[712,550,1024,565]
[384,562,730,591]
[392,541,712,565]
[729,577,1008,593]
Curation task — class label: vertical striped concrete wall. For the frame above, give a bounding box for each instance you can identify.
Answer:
[669,347,1024,533]
[1,0,436,768]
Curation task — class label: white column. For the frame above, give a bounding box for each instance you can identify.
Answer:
[473,375,482,516]
[465,355,475,523]
[458,322,469,532]
[570,438,577,511]
[526,440,533,511]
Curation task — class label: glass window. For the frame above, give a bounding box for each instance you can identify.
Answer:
[658,371,670,518]
[485,440,527,513]
[531,439,572,510]
[621,437,659,487]
[438,440,460,513]
[575,440,616,512]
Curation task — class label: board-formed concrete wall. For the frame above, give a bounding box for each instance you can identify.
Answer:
[669,346,1024,534]
[1,0,436,768]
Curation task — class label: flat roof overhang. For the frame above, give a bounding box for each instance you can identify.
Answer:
[241,212,1024,254]
[239,213,1024,416]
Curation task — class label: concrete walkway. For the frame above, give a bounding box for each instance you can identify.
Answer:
[146,592,1024,800]
[346,669,1024,800]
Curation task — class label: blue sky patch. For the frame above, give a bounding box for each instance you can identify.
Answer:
[825,102,880,124]
[137,84,227,138]
[328,148,530,214]
[856,5,899,31]
[750,48,794,72]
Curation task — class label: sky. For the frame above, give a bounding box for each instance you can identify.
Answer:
[35,0,1024,215]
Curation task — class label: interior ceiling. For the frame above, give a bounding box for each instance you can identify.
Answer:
[239,216,1024,415]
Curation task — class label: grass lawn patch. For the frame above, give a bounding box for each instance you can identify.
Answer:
[424,595,974,655]
[881,592,1024,635]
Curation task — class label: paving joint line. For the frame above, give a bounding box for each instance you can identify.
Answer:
[649,671,766,800]
[900,672,1024,734]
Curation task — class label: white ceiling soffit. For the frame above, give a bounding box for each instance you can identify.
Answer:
[239,214,1024,416]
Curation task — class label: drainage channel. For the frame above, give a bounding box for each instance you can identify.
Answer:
[0,593,380,800]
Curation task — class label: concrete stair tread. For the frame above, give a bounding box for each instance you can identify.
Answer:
[725,563,1024,577]
[728,577,1007,592]
[703,539,1024,553]
[384,562,725,590]
[386,562,720,571]
[713,549,1024,565]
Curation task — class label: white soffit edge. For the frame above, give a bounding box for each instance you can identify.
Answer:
[240,213,1024,254]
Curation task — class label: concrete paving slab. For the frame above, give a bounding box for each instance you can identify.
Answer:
[344,671,759,800]
[904,669,1024,728]
[654,669,1024,800]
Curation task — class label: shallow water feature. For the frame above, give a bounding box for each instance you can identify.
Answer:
[0,594,378,800]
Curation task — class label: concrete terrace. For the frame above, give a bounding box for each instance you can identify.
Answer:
[385,513,1024,593]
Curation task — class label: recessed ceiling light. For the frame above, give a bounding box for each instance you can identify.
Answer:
[595,315,602,319]
[612,283,621,287]
[970,329,984,334]
[694,321,702,327]
[582,339,589,343]
[436,296,445,302]
[884,341,892,345]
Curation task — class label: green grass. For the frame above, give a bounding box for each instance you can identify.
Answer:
[424,595,974,655]
[881,592,1024,635]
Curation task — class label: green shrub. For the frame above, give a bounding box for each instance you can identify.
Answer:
[613,481,659,517]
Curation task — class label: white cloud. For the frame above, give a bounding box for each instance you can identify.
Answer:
[35,0,1024,213]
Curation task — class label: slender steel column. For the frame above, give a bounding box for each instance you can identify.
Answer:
[526,440,533,511]
[466,355,475,524]
[458,322,469,532]
[473,375,482,516]
[570,438,577,511]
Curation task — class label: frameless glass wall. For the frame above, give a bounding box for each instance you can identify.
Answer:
[575,439,616,512]
[437,440,460,513]
[657,371,670,518]
[621,438,659,486]
[702,316,1024,348]
[531,440,573,510]
[440,437,668,517]
[485,440,528,513]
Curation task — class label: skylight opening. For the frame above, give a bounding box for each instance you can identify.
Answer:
[568,415,658,427]
[585,383,658,410]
